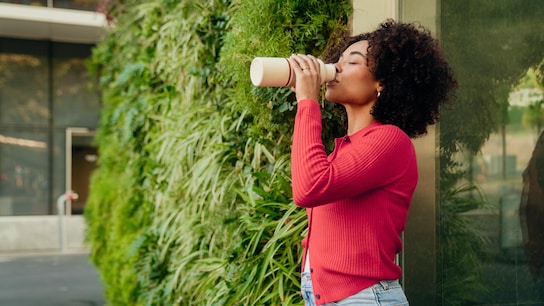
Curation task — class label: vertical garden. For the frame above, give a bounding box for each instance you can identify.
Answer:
[84,0,351,305]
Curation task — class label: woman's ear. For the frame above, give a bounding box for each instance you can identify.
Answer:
[376,82,384,94]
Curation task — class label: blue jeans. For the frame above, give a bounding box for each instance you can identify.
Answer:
[302,272,408,306]
[301,271,317,306]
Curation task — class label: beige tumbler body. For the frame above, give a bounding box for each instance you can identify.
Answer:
[250,57,336,87]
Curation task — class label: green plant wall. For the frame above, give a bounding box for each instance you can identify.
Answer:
[85,0,351,305]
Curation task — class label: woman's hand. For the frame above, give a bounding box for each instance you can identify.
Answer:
[287,54,322,102]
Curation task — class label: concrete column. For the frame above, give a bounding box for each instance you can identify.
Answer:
[351,0,399,34]
[350,1,440,304]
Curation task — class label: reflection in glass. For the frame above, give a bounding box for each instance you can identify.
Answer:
[0,41,49,126]
[53,42,100,128]
[0,131,49,215]
[0,0,47,6]
[0,38,99,216]
[52,0,99,11]
[440,0,544,304]
[0,0,99,11]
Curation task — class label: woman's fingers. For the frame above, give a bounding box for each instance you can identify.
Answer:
[287,54,321,101]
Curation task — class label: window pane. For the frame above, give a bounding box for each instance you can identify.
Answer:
[0,39,49,127]
[0,129,49,215]
[51,129,66,213]
[52,0,99,11]
[0,0,99,10]
[52,43,100,128]
[0,0,46,6]
[440,0,544,304]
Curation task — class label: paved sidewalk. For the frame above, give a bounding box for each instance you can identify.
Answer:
[0,252,105,306]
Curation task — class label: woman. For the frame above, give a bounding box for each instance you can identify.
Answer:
[287,20,457,306]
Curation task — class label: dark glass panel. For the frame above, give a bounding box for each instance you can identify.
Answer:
[0,39,50,127]
[52,43,100,128]
[0,0,47,6]
[0,0,99,10]
[440,0,544,304]
[0,129,49,215]
[52,0,99,11]
[51,129,66,214]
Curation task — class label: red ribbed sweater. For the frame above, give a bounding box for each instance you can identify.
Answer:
[291,99,418,305]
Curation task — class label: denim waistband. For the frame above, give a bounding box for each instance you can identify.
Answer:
[374,279,401,291]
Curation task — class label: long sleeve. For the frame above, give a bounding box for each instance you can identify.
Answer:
[292,99,415,208]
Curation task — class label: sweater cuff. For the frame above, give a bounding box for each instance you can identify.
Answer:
[298,98,320,107]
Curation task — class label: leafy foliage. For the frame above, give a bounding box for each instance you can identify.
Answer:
[437,169,490,305]
[220,0,350,150]
[85,0,351,305]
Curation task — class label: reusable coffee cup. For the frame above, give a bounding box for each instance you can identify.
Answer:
[250,57,336,87]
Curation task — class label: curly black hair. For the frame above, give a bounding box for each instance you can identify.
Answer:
[324,19,458,138]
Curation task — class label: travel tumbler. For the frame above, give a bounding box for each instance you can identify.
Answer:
[250,57,336,87]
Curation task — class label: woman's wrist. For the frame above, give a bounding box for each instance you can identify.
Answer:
[297,98,320,106]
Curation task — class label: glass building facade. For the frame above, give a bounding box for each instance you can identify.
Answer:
[0,38,100,216]
[394,0,544,304]
[0,0,98,11]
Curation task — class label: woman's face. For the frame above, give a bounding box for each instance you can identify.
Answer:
[325,40,382,105]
